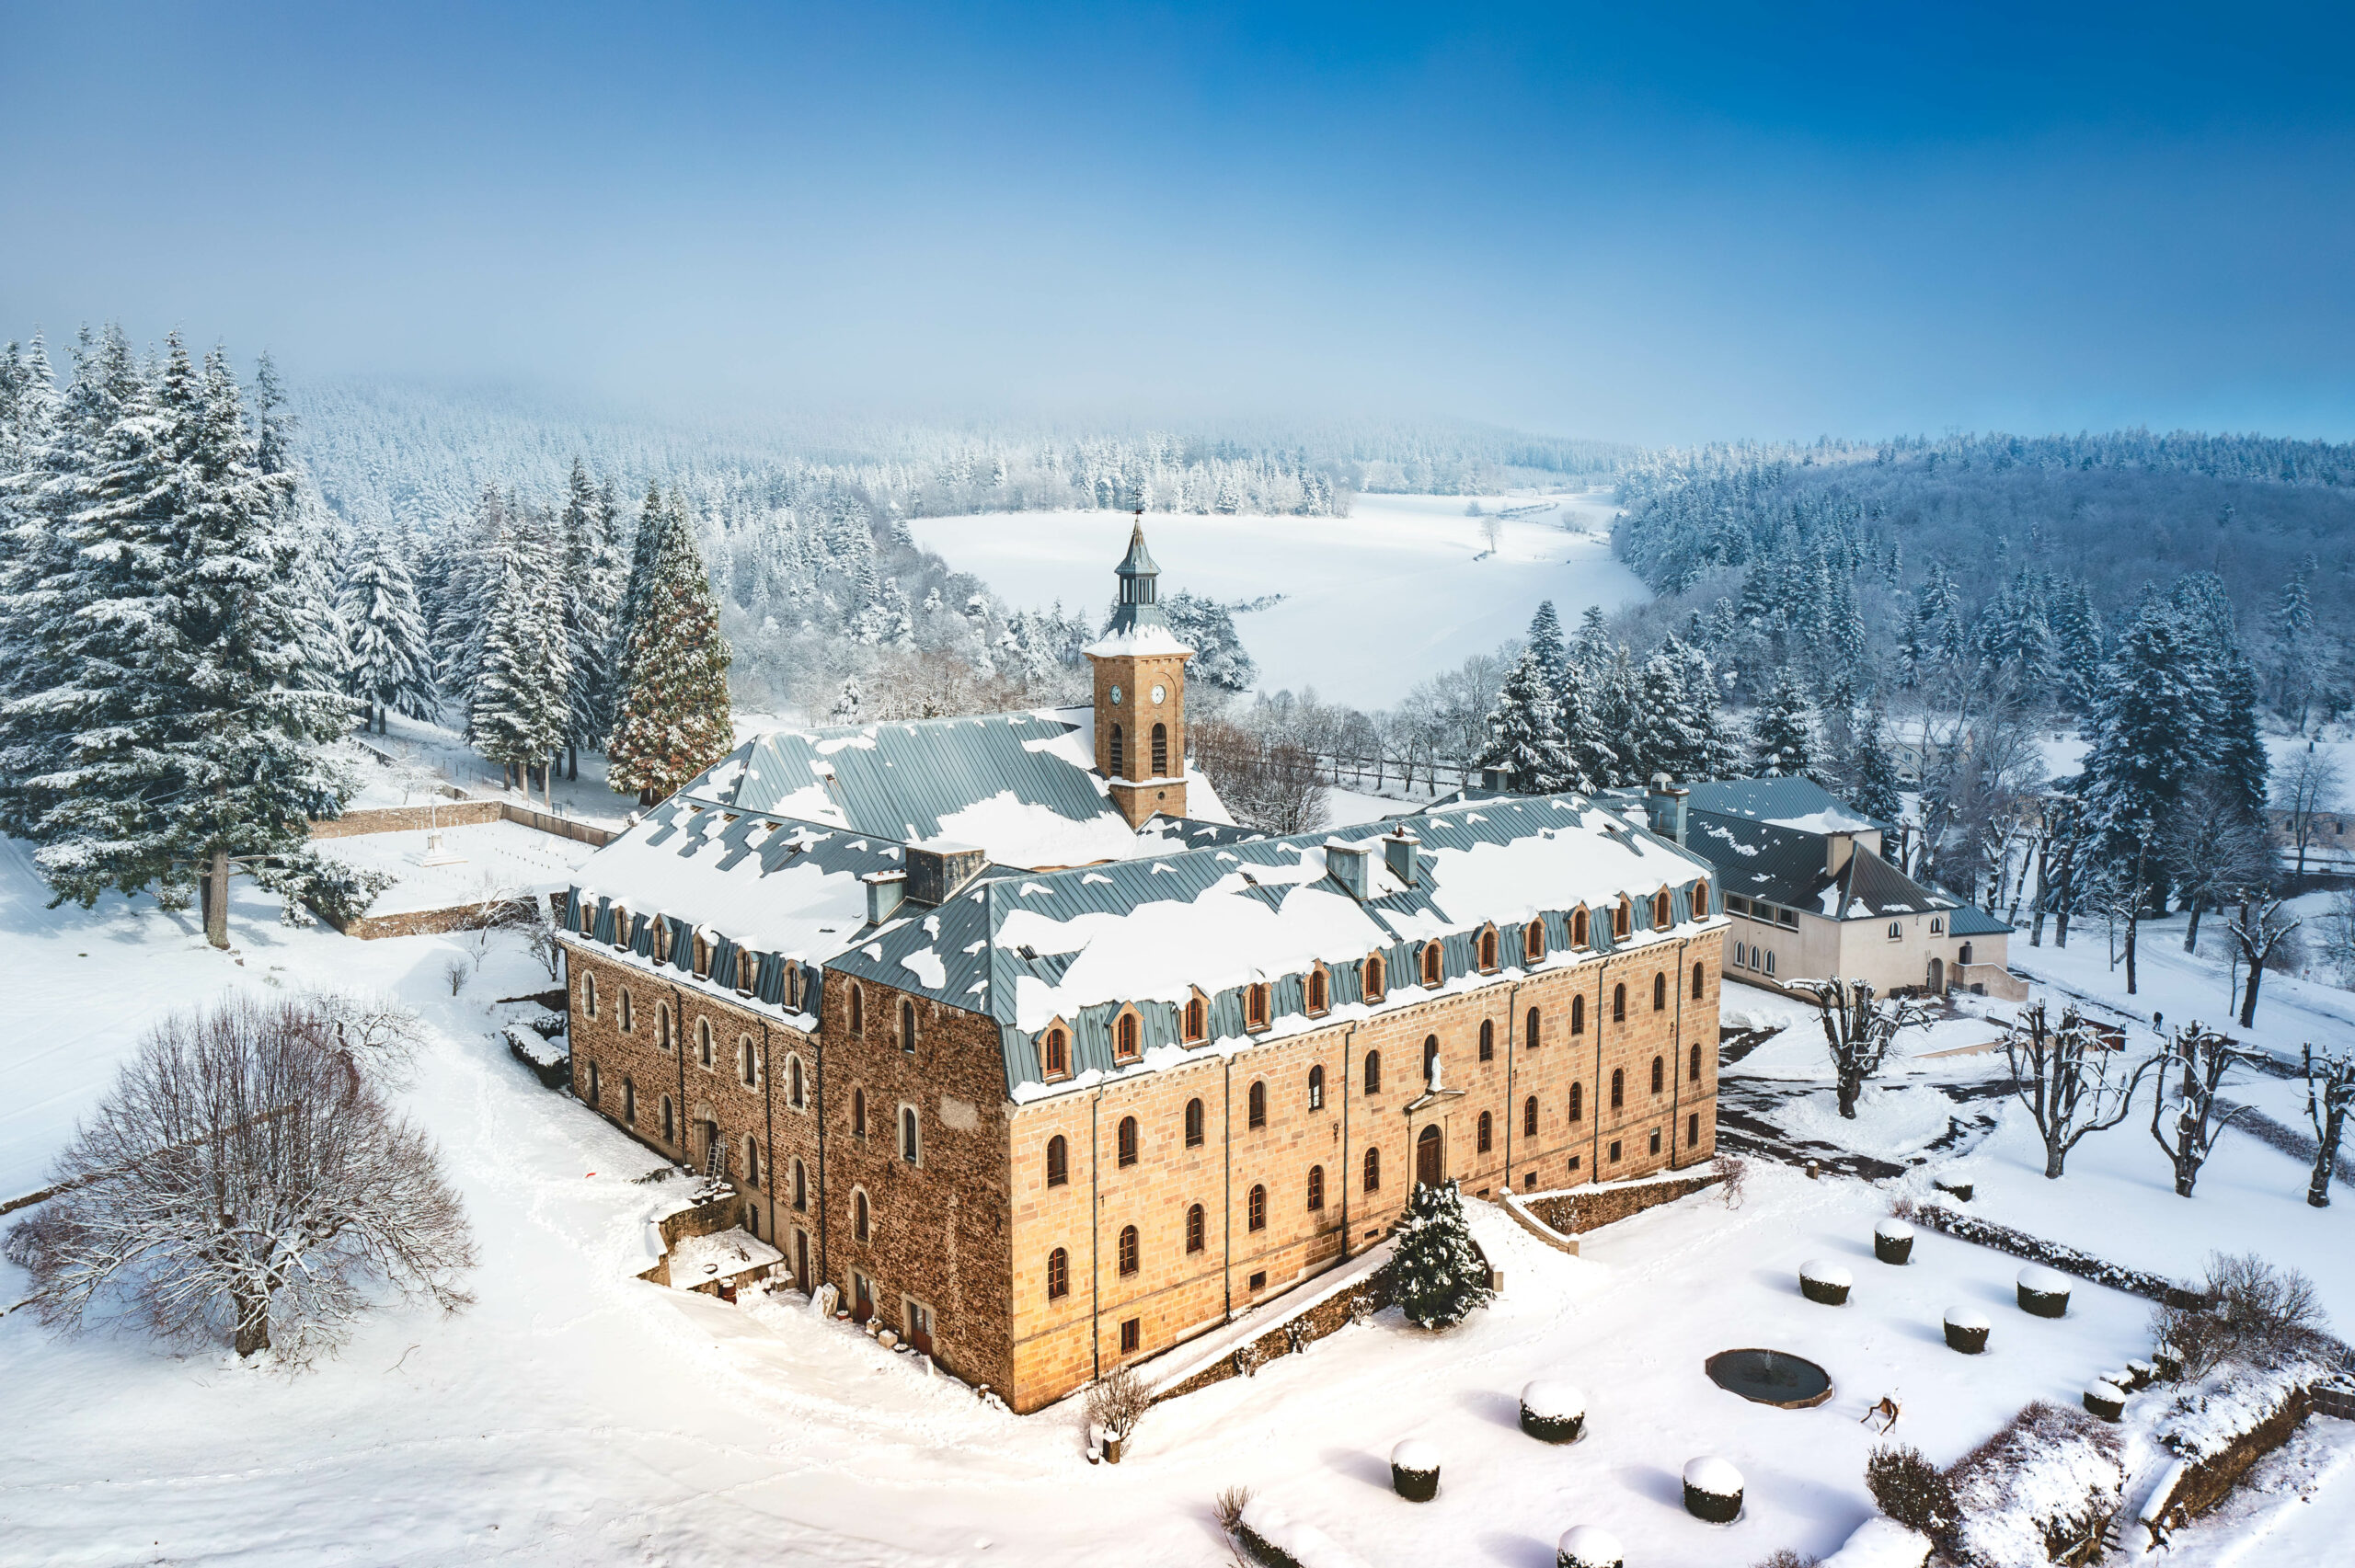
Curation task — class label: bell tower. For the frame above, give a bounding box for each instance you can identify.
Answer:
[1085,514,1193,828]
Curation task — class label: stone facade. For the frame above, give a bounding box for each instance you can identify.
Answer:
[1090,647,1191,829]
[565,928,1722,1413]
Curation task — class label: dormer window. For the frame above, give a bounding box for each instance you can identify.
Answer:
[1523,921,1545,965]
[1419,942,1443,988]
[1114,1008,1142,1062]
[1042,1024,1071,1080]
[1571,907,1591,949]
[1613,898,1632,941]
[1362,954,1385,1000]
[693,936,712,979]
[1653,889,1672,929]
[737,950,757,992]
[610,906,629,948]
[580,900,594,936]
[1245,983,1271,1031]
[1692,883,1710,919]
[1305,965,1329,1016]
[1183,993,1208,1044]
[653,921,672,965]
[1477,927,1499,972]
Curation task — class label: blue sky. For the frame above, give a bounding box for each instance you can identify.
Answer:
[4,2,2351,441]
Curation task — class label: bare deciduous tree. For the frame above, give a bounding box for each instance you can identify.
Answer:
[2224,895,2301,1028]
[2148,1023,2258,1198]
[3,995,476,1364]
[2153,1253,2330,1378]
[2303,1044,2355,1209]
[2004,1002,2157,1179]
[1084,1363,1152,1447]
[2272,747,2343,880]
[302,990,429,1084]
[1790,978,1929,1119]
[1192,717,1330,834]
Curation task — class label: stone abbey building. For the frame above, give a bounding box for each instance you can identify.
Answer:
[557,524,1726,1412]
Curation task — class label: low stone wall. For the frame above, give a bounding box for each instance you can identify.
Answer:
[2162,1384,2317,1527]
[314,898,545,941]
[1520,1170,1723,1236]
[1155,1258,1397,1403]
[637,1185,753,1289]
[308,800,616,847]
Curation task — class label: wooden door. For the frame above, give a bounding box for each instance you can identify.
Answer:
[909,1300,934,1357]
[1415,1124,1442,1188]
[794,1230,810,1295]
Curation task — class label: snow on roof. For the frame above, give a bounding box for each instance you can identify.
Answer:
[665,1228,783,1289]
[1080,623,1195,658]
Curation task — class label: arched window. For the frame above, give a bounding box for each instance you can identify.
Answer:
[618,989,633,1033]
[1151,722,1168,776]
[1362,1147,1381,1192]
[1420,943,1442,987]
[1689,1111,1700,1148]
[582,973,598,1017]
[1363,954,1385,998]
[693,936,711,979]
[1184,1097,1205,1148]
[1888,920,1902,941]
[1653,972,1667,1012]
[744,1137,761,1187]
[1184,995,1207,1043]
[1118,1224,1140,1276]
[900,999,917,1055]
[1047,1246,1070,1299]
[848,984,864,1035]
[900,1105,919,1164]
[1612,983,1626,1023]
[788,1054,805,1108]
[1568,1082,1583,1122]
[1572,907,1591,948]
[1118,1116,1139,1167]
[1525,1005,1541,1050]
[852,1087,867,1138]
[792,1158,808,1210]
[1109,724,1124,774]
[1247,1080,1267,1128]
[1043,1026,1070,1078]
[1477,1110,1493,1152]
[1478,928,1499,971]
[1246,983,1270,1029]
[854,1190,871,1242]
[1186,1203,1206,1253]
[586,1059,602,1104]
[1307,1066,1325,1111]
[741,1036,759,1086]
[1247,1184,1267,1231]
[1307,1165,1327,1211]
[1045,1134,1068,1186]
[1692,961,1706,1000]
[696,1018,713,1067]
[657,1003,674,1052]
[1364,1049,1382,1095]
[1654,889,1672,928]
[1423,1034,1440,1082]
[1524,921,1545,963]
[1650,1055,1665,1094]
[1523,1095,1539,1137]
[1115,1011,1141,1061]
[1479,1019,1494,1061]
[1611,1068,1625,1110]
[623,1077,637,1124]
[1690,1041,1704,1082]
[661,1094,674,1142]
[1613,899,1631,940]
[653,922,672,966]
[1571,994,1586,1035]
[1693,882,1710,917]
[1306,967,1329,1014]
[1931,916,1945,935]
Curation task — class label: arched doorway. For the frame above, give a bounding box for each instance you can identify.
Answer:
[1927,957,1945,994]
[1415,1124,1443,1188]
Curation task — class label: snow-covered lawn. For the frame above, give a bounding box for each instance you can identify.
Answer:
[314,819,603,917]
[910,492,1647,708]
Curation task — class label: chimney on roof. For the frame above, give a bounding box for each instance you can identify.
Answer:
[1646,773,1689,846]
[1384,828,1420,887]
[1825,830,1856,876]
[906,842,986,905]
[1325,839,1371,900]
[863,869,906,926]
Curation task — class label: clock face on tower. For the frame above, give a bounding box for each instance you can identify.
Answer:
[1151,684,1166,704]
[1109,686,1122,704]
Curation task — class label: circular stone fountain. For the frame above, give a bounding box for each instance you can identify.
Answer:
[1705,1347,1834,1409]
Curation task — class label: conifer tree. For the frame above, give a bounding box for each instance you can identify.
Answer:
[1580,645,1641,788]
[1749,676,1818,779]
[1525,600,1566,683]
[1848,704,1905,824]
[1477,646,1580,793]
[607,498,734,804]
[1391,1180,1495,1330]
[338,528,435,733]
[468,509,571,798]
[557,456,625,777]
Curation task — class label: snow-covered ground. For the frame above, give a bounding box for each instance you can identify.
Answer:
[314,819,603,917]
[910,492,1646,708]
[7,836,2355,1563]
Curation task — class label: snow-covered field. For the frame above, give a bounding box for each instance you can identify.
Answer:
[316,819,602,916]
[910,492,1645,708]
[6,837,2355,1563]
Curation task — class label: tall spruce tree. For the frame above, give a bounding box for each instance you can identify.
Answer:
[1749,676,1818,780]
[1847,704,1905,824]
[338,527,436,733]
[557,457,625,777]
[1477,645,1581,793]
[468,508,571,798]
[607,498,733,804]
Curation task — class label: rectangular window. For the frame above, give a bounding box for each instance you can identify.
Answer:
[1247,1270,1267,1292]
[1120,1317,1141,1354]
[1777,908,1798,930]
[1649,1128,1662,1156]
[1568,1154,1580,1172]
[1725,895,1749,916]
[1608,1139,1623,1163]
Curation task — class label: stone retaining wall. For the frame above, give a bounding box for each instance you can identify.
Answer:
[2162,1384,2317,1528]
[308,800,616,847]
[1155,1258,1398,1403]
[314,898,545,941]
[1520,1170,1723,1236]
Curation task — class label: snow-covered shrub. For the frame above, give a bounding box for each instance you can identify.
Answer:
[1213,1484,1253,1539]
[1390,1181,1494,1329]
[1800,1259,1854,1306]
[1557,1525,1626,1567]
[1389,1438,1440,1502]
[1874,1219,1915,1265]
[1235,1497,1371,1568]
[1683,1456,1745,1522]
[1716,1151,1750,1208]
[1944,1306,1992,1355]
[1749,1552,1817,1568]
[1520,1379,1587,1443]
[1866,1443,1957,1539]
[2153,1253,2330,1377]
[2082,1381,2126,1423]
[2155,1358,2330,1463]
[1084,1364,1150,1450]
[2016,1265,2071,1319]
[1946,1401,2124,1568]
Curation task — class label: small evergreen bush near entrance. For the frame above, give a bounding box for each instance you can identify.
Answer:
[1392,1181,1495,1329]
[1865,1443,1957,1539]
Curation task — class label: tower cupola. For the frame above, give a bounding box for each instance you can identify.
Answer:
[1084,512,1195,828]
